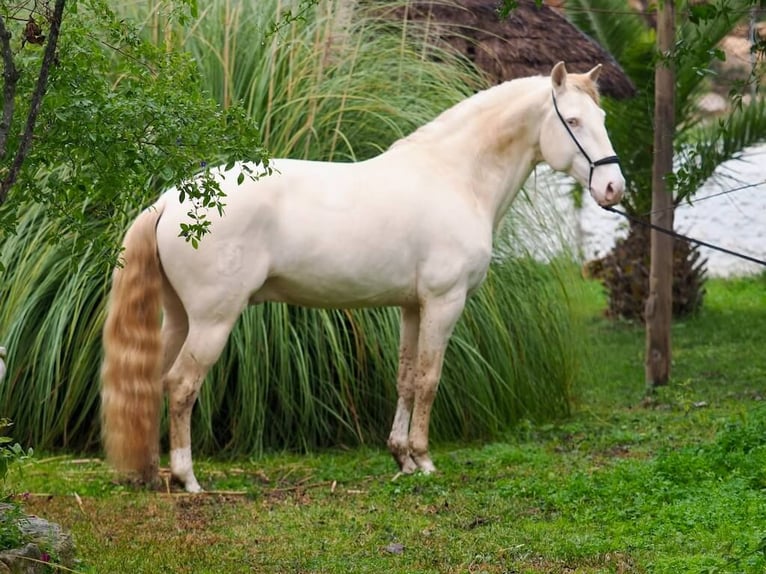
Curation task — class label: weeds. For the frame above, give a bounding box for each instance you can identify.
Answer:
[0,419,33,554]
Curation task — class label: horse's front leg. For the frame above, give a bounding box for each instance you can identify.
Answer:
[388,305,420,474]
[408,292,466,474]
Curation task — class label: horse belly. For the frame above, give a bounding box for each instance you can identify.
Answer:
[255,251,419,308]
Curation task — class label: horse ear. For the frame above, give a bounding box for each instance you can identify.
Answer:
[586,64,603,83]
[551,61,567,91]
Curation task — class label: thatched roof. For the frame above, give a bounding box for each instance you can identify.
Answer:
[397,0,636,99]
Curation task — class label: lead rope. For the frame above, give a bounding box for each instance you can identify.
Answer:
[602,205,766,267]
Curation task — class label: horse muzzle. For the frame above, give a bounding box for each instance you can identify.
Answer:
[595,178,624,207]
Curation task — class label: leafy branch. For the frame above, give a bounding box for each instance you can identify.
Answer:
[1,0,65,204]
[0,0,268,260]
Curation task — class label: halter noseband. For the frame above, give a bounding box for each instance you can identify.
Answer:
[551,90,620,190]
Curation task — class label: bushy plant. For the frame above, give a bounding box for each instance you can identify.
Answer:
[565,0,766,320]
[0,419,32,552]
[0,420,32,489]
[0,0,267,254]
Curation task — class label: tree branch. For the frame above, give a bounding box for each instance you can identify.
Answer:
[0,13,19,161]
[0,0,66,205]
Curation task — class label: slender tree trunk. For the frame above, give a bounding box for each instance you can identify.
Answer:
[0,0,67,205]
[645,0,675,388]
[0,15,19,161]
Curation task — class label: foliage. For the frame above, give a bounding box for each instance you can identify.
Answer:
[11,276,766,573]
[565,0,766,321]
[0,208,109,449]
[121,0,483,160]
[566,0,766,216]
[585,222,707,320]
[0,0,267,256]
[0,419,31,488]
[0,419,32,553]
[0,503,23,553]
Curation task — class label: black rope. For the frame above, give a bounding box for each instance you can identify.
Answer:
[551,90,620,190]
[636,180,766,218]
[602,205,766,267]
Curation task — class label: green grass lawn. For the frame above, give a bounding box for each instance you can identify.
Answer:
[10,275,766,573]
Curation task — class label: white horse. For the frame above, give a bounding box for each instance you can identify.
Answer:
[101,62,624,492]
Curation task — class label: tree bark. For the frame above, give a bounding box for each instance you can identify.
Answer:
[645,0,675,388]
[0,0,67,205]
[0,14,19,161]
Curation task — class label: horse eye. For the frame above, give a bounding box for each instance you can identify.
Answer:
[566,118,579,128]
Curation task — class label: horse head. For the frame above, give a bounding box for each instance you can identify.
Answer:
[539,62,625,207]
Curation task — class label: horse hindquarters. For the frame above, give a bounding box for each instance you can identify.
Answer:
[155,198,266,492]
[101,202,167,485]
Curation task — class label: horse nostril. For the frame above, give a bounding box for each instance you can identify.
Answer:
[605,182,616,201]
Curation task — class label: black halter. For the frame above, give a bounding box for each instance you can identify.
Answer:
[551,90,620,191]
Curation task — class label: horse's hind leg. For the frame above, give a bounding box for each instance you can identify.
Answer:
[160,274,188,378]
[387,305,420,474]
[165,316,240,492]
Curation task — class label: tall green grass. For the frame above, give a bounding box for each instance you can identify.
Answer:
[0,205,584,453]
[0,208,116,450]
[0,0,590,454]
[123,0,484,160]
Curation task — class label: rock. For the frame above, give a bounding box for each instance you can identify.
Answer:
[0,505,76,572]
[384,542,405,555]
[697,92,728,115]
[18,514,76,568]
[0,543,43,574]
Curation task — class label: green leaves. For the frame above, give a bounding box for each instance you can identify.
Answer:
[0,0,267,263]
[565,0,766,215]
[688,1,719,25]
[0,419,32,489]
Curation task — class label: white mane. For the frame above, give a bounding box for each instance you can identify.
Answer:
[390,75,549,149]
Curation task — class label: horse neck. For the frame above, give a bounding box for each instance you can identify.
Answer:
[395,78,550,230]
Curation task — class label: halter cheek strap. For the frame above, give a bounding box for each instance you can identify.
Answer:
[551,90,620,190]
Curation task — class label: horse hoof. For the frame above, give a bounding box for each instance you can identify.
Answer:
[400,456,418,474]
[171,472,203,493]
[390,448,418,474]
[413,455,437,475]
[184,479,203,494]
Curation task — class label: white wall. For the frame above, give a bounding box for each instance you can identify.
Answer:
[512,144,766,278]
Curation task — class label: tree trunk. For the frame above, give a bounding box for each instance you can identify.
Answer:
[0,0,67,204]
[645,0,675,388]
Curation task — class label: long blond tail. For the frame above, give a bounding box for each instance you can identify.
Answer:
[101,199,166,483]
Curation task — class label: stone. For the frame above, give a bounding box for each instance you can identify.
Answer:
[17,514,76,568]
[0,505,76,573]
[0,543,43,574]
